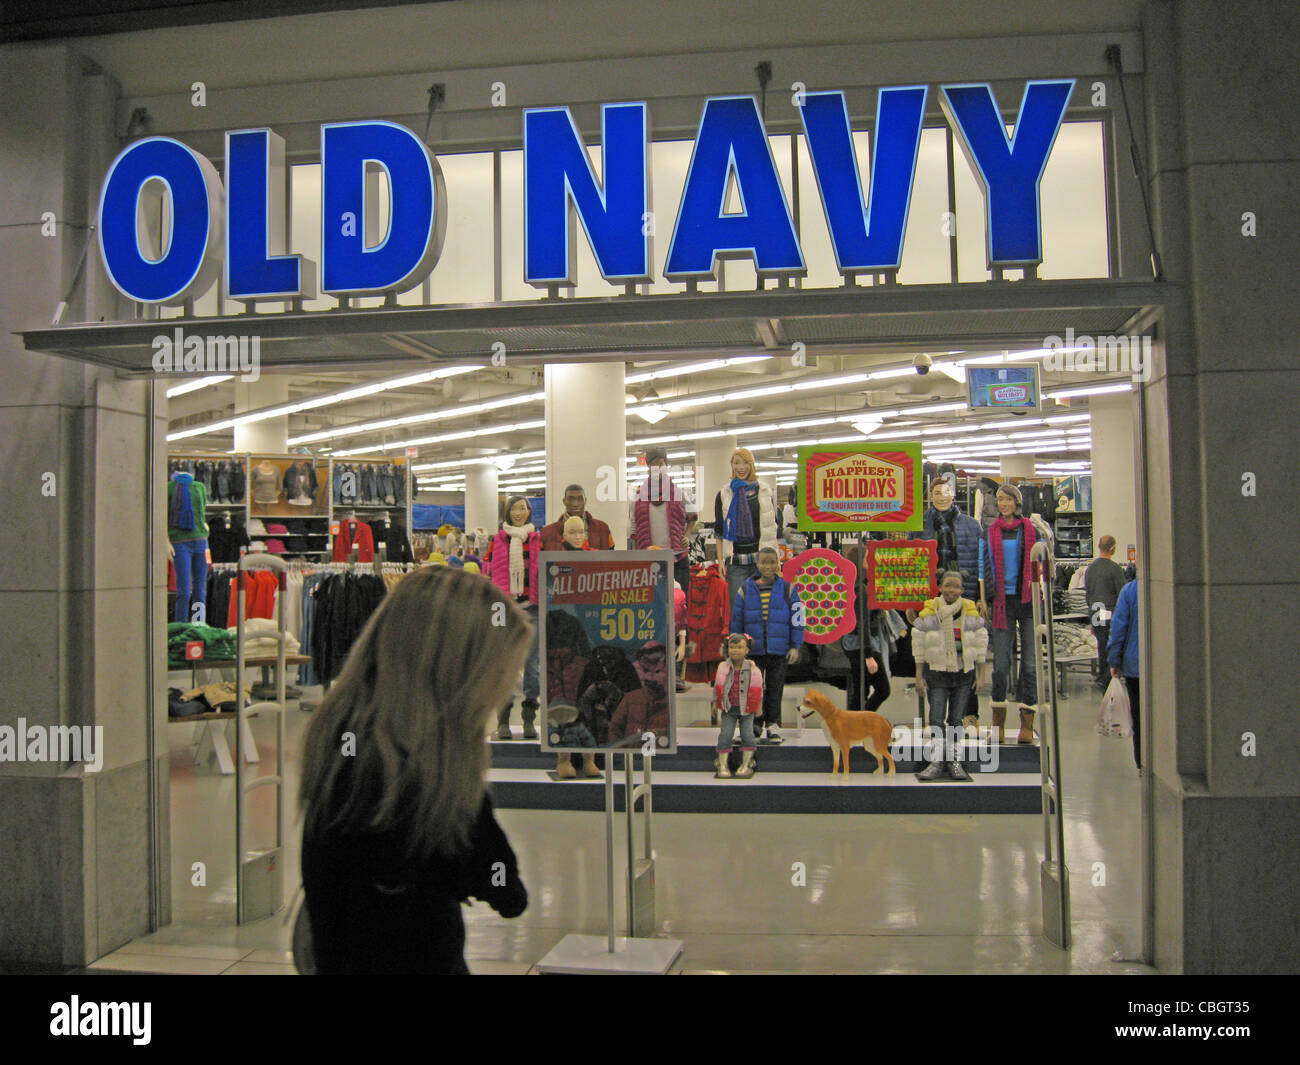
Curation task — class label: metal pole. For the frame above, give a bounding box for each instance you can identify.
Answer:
[624,753,636,937]
[604,758,615,953]
[857,535,866,711]
[145,379,160,930]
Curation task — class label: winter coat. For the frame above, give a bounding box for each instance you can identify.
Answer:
[714,481,777,561]
[333,518,375,563]
[631,476,687,558]
[914,505,983,601]
[713,658,764,715]
[911,596,988,673]
[540,511,614,552]
[1107,579,1140,677]
[730,577,804,656]
[546,646,589,706]
[486,529,541,605]
[686,565,730,664]
[608,685,669,745]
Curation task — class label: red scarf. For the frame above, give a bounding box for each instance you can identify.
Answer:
[988,516,1036,629]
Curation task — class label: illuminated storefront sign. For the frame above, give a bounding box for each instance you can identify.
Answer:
[97,79,1075,306]
[798,442,923,531]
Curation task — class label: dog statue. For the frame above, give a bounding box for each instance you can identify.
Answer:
[799,689,896,776]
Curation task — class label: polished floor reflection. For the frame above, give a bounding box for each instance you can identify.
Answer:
[97,670,1150,974]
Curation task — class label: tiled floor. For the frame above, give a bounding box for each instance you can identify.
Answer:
[122,666,1151,974]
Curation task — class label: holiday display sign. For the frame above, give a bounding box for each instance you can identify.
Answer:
[539,551,675,754]
[797,443,922,531]
[866,539,938,610]
[781,549,857,644]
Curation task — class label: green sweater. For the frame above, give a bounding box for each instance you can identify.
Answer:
[167,479,209,543]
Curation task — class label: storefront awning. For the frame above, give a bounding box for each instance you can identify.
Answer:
[20,279,1177,374]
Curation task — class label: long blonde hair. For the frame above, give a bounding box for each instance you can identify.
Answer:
[731,447,758,482]
[299,566,532,859]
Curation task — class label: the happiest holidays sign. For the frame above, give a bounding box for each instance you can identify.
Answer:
[96,80,1075,305]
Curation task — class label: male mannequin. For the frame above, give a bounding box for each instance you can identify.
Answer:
[541,484,613,551]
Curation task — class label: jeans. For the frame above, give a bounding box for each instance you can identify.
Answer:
[173,539,208,624]
[726,560,756,604]
[1093,623,1111,685]
[845,647,890,713]
[1125,675,1141,769]
[752,653,788,727]
[499,602,540,728]
[716,710,757,751]
[991,595,1036,705]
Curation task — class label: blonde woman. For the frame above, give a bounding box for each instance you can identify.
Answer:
[299,567,532,974]
[713,447,778,602]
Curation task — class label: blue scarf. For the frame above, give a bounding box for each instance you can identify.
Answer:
[169,473,195,531]
[723,479,756,542]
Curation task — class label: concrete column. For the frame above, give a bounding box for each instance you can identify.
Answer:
[464,463,499,539]
[544,362,626,546]
[233,378,288,453]
[1088,394,1139,564]
[696,435,738,529]
[999,455,1035,479]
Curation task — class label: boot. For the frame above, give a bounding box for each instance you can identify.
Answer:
[521,701,539,740]
[961,714,979,738]
[714,752,731,778]
[582,753,603,779]
[1018,707,1036,745]
[496,703,514,741]
[917,759,947,781]
[734,750,756,779]
[555,753,577,779]
[991,702,1007,743]
[947,759,972,781]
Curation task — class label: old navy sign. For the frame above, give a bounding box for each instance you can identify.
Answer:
[97,80,1074,306]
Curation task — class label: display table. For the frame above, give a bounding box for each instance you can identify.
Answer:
[172,655,312,774]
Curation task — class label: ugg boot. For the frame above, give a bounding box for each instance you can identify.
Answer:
[734,750,756,779]
[556,753,577,779]
[947,759,972,781]
[521,701,539,740]
[917,759,947,781]
[582,753,603,779]
[496,704,514,741]
[991,702,1007,742]
[714,752,731,778]
[961,714,979,737]
[1018,707,1036,744]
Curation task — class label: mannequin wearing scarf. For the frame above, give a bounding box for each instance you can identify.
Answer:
[714,448,777,603]
[488,497,541,740]
[979,485,1039,742]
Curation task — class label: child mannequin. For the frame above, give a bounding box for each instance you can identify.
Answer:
[561,515,588,550]
[486,497,541,740]
[730,546,803,743]
[553,515,602,779]
[712,634,764,778]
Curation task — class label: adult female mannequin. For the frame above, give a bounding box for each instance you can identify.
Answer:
[713,448,777,602]
[485,496,542,740]
[980,483,1038,743]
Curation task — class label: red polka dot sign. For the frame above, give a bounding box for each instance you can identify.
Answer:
[781,548,857,644]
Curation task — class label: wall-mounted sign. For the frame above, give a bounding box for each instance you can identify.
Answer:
[865,539,937,610]
[96,80,1075,306]
[797,443,922,532]
[967,363,1042,412]
[781,548,857,644]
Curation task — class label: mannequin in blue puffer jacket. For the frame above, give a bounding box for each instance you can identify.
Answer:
[730,547,804,743]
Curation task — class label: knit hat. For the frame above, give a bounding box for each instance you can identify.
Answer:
[644,446,668,465]
[462,561,481,574]
[996,482,1023,515]
[503,495,532,524]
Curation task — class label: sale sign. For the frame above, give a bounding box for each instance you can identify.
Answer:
[539,551,675,754]
[866,539,938,610]
[797,443,922,531]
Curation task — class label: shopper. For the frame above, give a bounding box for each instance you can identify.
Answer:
[541,483,613,551]
[167,470,209,624]
[843,543,891,715]
[712,634,764,778]
[981,483,1038,743]
[1107,575,1141,770]
[714,447,778,603]
[298,566,531,974]
[1085,534,1128,692]
[912,571,989,781]
[730,546,804,743]
[484,496,542,740]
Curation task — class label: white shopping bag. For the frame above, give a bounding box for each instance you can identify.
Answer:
[1097,676,1133,739]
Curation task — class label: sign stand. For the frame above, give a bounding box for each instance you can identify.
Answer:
[535,752,682,974]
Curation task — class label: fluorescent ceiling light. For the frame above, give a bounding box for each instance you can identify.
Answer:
[166,375,231,397]
[1045,383,1132,399]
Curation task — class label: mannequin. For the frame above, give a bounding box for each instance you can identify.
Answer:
[980,483,1038,743]
[544,484,613,551]
[486,496,541,740]
[549,516,603,780]
[167,470,209,624]
[252,459,280,506]
[629,447,688,593]
[713,447,777,603]
[332,510,375,562]
[285,459,318,507]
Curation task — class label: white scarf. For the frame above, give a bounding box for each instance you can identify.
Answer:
[933,596,963,672]
[503,523,534,597]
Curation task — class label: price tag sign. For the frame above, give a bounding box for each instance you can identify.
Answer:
[539,551,675,754]
[185,641,204,661]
